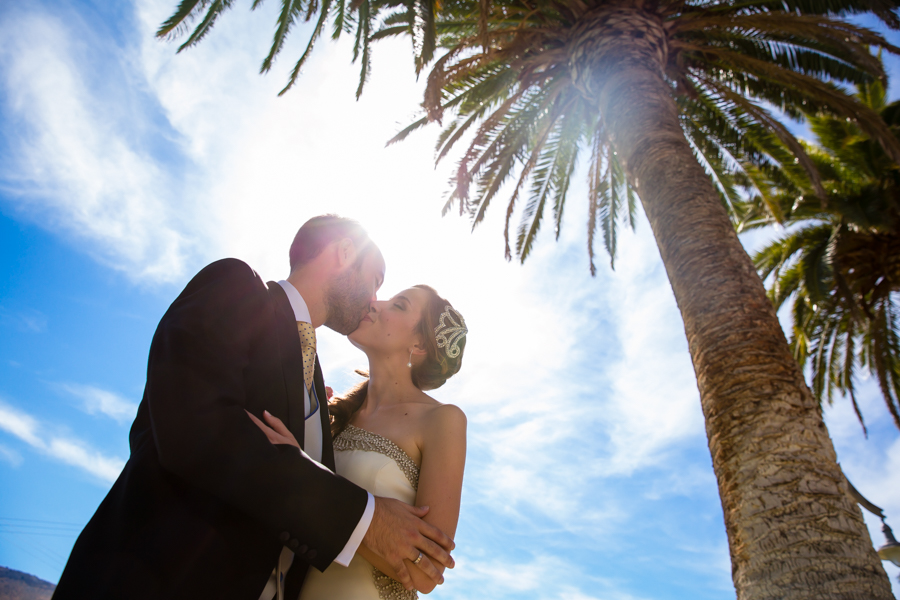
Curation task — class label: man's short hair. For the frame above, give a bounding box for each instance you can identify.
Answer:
[289,215,372,271]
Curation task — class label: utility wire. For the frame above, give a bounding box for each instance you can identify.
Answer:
[0,517,82,527]
[0,516,81,576]
[0,532,66,573]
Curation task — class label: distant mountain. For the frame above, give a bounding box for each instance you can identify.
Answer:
[0,566,55,600]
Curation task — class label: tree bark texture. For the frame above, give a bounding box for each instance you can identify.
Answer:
[572,5,894,599]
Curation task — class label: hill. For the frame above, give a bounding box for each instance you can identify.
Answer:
[0,566,55,600]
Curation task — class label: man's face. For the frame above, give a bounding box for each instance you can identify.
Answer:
[323,246,385,335]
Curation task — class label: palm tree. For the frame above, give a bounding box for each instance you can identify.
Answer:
[736,82,900,436]
[158,1,900,597]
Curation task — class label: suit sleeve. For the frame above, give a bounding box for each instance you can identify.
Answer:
[145,259,368,571]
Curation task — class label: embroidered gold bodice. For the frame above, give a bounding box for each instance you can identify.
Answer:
[334,424,421,600]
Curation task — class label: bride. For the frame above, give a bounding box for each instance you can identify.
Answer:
[252,284,468,599]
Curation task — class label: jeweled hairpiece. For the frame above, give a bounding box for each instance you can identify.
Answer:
[434,305,467,359]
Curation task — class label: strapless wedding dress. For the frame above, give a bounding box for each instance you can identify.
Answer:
[299,425,420,600]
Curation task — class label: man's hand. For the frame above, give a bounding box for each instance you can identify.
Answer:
[363,497,455,591]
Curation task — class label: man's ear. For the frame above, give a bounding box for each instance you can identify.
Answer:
[335,238,357,269]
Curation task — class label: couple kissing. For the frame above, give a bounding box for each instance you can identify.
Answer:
[53,215,469,600]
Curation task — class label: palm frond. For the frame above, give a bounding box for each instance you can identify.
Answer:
[156,0,209,39]
[278,0,334,94]
[169,0,237,52]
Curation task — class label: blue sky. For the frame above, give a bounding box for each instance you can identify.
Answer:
[0,1,898,599]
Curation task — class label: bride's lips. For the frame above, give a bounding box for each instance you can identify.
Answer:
[360,314,374,324]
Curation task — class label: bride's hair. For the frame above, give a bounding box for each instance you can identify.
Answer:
[329,285,466,438]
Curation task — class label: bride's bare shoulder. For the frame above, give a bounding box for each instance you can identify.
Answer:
[421,402,467,441]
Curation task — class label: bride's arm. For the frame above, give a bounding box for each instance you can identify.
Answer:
[358,403,467,594]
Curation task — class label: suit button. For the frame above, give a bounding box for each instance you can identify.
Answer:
[297,545,308,555]
[279,531,290,543]
[307,549,317,560]
[289,539,299,550]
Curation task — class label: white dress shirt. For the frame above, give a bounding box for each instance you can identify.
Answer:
[276,280,375,566]
[260,282,376,600]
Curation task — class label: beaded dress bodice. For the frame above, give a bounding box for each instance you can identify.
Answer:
[298,425,420,600]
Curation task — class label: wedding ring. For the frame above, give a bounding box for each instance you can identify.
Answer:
[412,552,424,565]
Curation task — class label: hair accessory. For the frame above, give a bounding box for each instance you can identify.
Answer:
[434,305,467,359]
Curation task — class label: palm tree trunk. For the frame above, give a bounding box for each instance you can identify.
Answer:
[579,6,893,599]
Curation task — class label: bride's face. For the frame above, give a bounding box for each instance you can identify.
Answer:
[348,287,428,355]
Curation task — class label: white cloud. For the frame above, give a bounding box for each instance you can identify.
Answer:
[0,402,43,447]
[0,400,125,483]
[45,437,125,483]
[0,7,193,283]
[595,221,703,475]
[417,210,705,535]
[821,381,900,594]
[60,384,139,425]
[445,553,651,600]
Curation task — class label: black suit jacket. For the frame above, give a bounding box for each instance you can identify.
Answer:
[53,259,368,600]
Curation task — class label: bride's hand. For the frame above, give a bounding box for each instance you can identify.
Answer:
[246,410,300,449]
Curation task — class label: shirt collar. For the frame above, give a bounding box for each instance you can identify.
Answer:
[277,280,312,324]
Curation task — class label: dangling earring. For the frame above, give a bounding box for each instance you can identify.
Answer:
[407,351,413,368]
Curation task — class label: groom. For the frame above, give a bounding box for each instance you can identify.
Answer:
[53,215,454,600]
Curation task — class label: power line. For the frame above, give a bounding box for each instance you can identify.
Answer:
[0,532,66,574]
[0,518,83,538]
[0,517,80,576]
[0,524,81,531]
[0,517,82,527]
[0,529,79,538]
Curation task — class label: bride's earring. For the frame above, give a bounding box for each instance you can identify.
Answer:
[407,351,413,368]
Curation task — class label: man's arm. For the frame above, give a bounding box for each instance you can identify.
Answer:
[145,259,367,570]
[334,493,374,566]
[250,406,457,587]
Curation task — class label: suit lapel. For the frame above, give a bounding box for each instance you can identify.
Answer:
[266,282,307,447]
[313,359,335,471]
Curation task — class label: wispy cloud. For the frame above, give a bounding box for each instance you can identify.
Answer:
[60,384,139,425]
[596,223,703,476]
[446,553,651,600]
[0,306,47,333]
[0,443,23,467]
[0,6,193,283]
[0,400,125,483]
[821,379,900,586]
[421,213,704,535]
